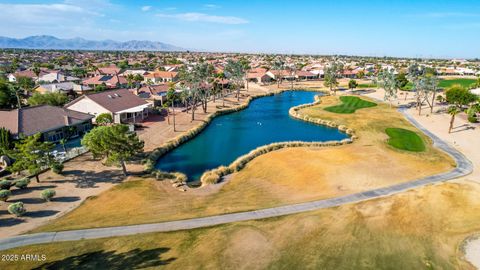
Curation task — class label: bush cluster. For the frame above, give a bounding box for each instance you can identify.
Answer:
[8,202,26,217]
[14,178,30,189]
[41,189,56,201]
[0,180,12,190]
[50,162,64,174]
[0,189,11,201]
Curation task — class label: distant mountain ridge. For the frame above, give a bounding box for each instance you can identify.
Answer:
[0,35,185,51]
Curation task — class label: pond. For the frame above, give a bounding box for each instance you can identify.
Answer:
[156,91,348,180]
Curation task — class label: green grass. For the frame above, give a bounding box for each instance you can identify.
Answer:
[401,78,476,91]
[385,128,425,152]
[438,78,476,89]
[357,83,377,88]
[324,96,377,114]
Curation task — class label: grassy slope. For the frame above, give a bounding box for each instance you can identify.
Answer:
[3,182,480,270]
[386,128,426,152]
[324,96,377,114]
[32,95,454,232]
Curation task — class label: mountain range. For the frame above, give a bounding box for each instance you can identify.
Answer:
[0,35,185,51]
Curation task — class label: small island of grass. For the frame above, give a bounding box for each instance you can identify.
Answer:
[324,96,377,114]
[385,128,425,152]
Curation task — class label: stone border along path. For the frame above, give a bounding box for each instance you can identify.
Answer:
[0,107,473,251]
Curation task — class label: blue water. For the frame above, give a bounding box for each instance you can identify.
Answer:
[156,91,348,180]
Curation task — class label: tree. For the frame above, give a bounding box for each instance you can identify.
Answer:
[16,76,35,96]
[356,70,365,79]
[81,125,144,176]
[375,68,398,107]
[447,106,460,133]
[323,62,343,95]
[28,92,69,106]
[272,60,285,88]
[445,85,478,133]
[165,83,179,131]
[0,127,12,154]
[348,79,358,91]
[72,67,87,78]
[8,133,54,183]
[0,81,17,109]
[225,60,246,101]
[125,74,135,89]
[395,72,409,89]
[96,113,113,125]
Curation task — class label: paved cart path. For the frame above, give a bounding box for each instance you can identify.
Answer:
[0,108,473,251]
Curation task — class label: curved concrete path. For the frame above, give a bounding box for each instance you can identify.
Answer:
[0,108,473,251]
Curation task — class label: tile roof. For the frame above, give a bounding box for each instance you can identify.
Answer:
[67,89,149,113]
[0,105,93,137]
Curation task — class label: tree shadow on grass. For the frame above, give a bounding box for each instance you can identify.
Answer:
[0,217,24,227]
[12,185,58,196]
[47,169,124,188]
[51,196,81,203]
[33,247,175,270]
[0,209,25,227]
[24,210,59,218]
[8,197,45,204]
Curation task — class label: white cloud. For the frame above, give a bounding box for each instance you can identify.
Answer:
[141,6,152,12]
[203,4,220,9]
[0,3,102,24]
[156,12,248,24]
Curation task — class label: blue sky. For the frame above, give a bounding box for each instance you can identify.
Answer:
[0,0,479,58]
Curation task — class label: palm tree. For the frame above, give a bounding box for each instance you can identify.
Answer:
[272,60,285,88]
[447,106,459,133]
[125,74,135,89]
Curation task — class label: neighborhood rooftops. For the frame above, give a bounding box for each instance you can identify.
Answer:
[0,105,94,137]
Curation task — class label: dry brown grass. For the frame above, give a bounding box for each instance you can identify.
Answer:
[32,95,454,232]
[5,181,480,270]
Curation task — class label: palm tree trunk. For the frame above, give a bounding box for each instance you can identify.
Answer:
[237,85,240,101]
[172,103,176,132]
[35,174,40,183]
[449,114,455,133]
[430,92,436,113]
[120,160,128,176]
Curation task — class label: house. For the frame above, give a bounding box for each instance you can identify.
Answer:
[65,89,153,124]
[122,69,148,76]
[8,70,45,82]
[133,84,170,106]
[94,65,122,76]
[144,71,179,84]
[82,74,127,89]
[38,71,80,83]
[247,71,271,84]
[0,105,93,142]
[266,70,295,81]
[296,71,318,80]
[35,82,93,95]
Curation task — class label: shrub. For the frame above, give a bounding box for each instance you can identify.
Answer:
[14,178,30,189]
[200,170,222,185]
[50,162,64,174]
[41,189,56,201]
[8,202,26,217]
[0,189,11,201]
[95,113,113,125]
[0,180,12,190]
[468,115,478,123]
